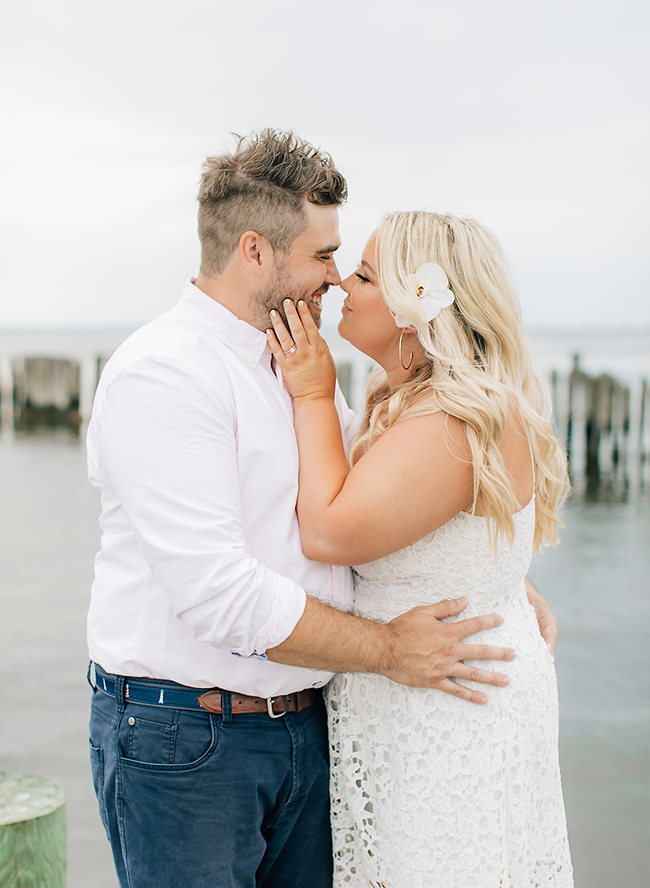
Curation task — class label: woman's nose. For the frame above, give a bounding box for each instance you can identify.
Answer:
[339,274,353,294]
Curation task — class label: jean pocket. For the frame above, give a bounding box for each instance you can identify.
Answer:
[119,707,218,771]
[89,742,109,834]
[121,713,178,764]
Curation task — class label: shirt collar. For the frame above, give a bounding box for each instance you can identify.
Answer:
[181,279,269,368]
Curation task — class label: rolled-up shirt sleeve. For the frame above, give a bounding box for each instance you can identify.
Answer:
[92,357,307,656]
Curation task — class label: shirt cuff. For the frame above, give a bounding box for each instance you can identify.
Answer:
[231,581,307,658]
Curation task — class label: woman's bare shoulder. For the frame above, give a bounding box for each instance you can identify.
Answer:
[372,404,472,468]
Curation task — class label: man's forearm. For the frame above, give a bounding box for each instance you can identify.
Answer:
[267,595,517,703]
[267,596,390,674]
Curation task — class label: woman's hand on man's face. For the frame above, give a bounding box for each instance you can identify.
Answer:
[266,298,337,403]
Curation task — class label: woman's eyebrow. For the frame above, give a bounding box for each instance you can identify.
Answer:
[360,259,376,276]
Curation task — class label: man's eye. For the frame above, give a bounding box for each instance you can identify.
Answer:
[319,254,332,262]
[355,272,370,283]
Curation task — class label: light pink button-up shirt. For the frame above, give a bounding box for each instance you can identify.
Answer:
[87,280,356,696]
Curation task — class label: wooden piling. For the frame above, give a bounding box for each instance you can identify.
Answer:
[567,354,586,477]
[12,357,81,430]
[565,355,636,485]
[0,772,66,888]
[639,379,648,463]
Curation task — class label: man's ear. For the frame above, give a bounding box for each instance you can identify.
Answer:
[238,230,273,278]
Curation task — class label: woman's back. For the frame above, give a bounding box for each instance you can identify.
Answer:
[352,494,535,623]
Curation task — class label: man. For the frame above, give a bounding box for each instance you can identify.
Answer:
[87,129,556,888]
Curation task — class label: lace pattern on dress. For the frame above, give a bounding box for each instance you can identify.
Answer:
[327,500,573,887]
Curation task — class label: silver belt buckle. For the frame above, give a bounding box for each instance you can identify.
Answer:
[266,697,286,719]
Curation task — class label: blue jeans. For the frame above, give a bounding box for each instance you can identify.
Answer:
[88,667,333,888]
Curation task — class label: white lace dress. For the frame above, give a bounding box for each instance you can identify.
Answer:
[326,499,573,887]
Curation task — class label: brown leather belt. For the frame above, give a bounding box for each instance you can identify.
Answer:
[198,687,319,719]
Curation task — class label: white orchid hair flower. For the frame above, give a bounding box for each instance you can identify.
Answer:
[394,262,455,328]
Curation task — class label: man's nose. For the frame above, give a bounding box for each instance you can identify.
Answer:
[325,257,342,287]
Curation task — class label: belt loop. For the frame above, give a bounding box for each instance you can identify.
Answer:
[114,675,126,713]
[221,689,232,725]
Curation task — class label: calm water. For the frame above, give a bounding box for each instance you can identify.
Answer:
[0,326,648,887]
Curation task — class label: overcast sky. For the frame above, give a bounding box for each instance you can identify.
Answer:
[0,0,648,330]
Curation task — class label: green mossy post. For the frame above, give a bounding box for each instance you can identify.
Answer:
[0,772,66,888]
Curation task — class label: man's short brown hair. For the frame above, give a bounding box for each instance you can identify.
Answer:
[197,129,348,276]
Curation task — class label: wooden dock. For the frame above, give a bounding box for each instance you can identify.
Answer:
[0,347,648,493]
[335,352,649,495]
[552,354,649,495]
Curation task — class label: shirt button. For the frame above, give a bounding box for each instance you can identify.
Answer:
[128,717,136,726]
[249,356,256,364]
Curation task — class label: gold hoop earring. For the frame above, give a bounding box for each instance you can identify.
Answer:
[398,330,413,371]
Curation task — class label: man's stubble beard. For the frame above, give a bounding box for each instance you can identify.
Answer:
[250,264,322,332]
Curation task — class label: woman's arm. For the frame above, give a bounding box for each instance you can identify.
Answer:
[268,301,351,519]
[295,406,473,564]
[268,300,473,565]
[268,301,557,647]
[525,579,558,653]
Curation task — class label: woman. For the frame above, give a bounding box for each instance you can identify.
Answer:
[267,211,573,887]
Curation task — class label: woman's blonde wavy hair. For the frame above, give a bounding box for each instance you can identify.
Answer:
[350,211,569,551]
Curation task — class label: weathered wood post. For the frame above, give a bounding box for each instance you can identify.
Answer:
[610,380,629,470]
[0,772,66,888]
[567,353,588,478]
[639,379,648,464]
[588,374,615,477]
[584,376,599,478]
[12,357,81,430]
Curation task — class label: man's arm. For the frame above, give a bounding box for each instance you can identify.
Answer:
[525,578,558,653]
[94,359,308,656]
[268,595,515,705]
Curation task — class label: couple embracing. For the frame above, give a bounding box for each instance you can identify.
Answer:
[87,129,573,887]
